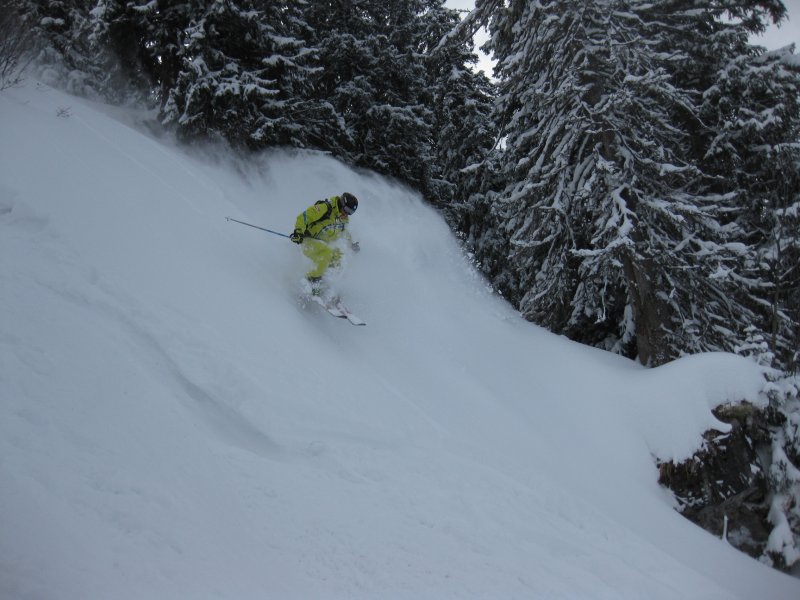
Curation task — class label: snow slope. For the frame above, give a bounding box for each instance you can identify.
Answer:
[1,82,798,599]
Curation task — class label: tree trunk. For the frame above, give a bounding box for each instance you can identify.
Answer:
[622,250,669,366]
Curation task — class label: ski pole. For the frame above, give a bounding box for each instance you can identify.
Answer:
[226,216,290,239]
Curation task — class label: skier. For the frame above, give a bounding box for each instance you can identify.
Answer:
[290,192,360,296]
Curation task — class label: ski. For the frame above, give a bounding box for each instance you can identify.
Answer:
[310,295,366,326]
[333,300,366,326]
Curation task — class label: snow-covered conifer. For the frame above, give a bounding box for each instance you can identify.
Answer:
[304,1,434,191]
[90,1,196,108]
[463,0,795,366]
[426,4,496,210]
[304,0,491,203]
[700,45,800,372]
[161,0,318,149]
[19,0,116,98]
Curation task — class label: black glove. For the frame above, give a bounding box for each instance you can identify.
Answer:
[351,241,360,253]
[290,229,304,244]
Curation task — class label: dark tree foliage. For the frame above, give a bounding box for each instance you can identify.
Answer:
[19,0,113,98]
[20,0,494,204]
[161,0,319,149]
[460,0,798,370]
[701,47,800,371]
[304,0,477,201]
[0,0,33,90]
[645,1,800,371]
[93,1,195,108]
[425,4,496,211]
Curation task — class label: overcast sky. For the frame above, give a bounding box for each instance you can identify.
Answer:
[756,0,800,49]
[445,0,800,77]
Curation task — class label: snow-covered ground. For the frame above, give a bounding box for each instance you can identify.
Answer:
[1,82,798,599]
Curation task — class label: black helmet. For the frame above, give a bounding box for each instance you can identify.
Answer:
[340,192,358,215]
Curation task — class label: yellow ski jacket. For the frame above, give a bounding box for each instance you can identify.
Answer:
[294,196,353,243]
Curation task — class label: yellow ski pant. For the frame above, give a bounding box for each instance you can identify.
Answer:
[302,238,342,279]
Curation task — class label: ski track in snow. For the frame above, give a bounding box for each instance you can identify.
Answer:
[1,82,798,599]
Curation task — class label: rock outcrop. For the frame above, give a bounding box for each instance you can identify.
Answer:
[658,403,790,568]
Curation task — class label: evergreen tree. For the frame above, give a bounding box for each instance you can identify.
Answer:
[91,0,196,108]
[22,0,496,205]
[661,3,799,371]
[700,45,800,372]
[0,0,32,91]
[304,0,490,202]
[463,0,795,366]
[303,1,433,192]
[425,4,496,210]
[19,0,116,98]
[161,0,320,149]
[470,1,705,363]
